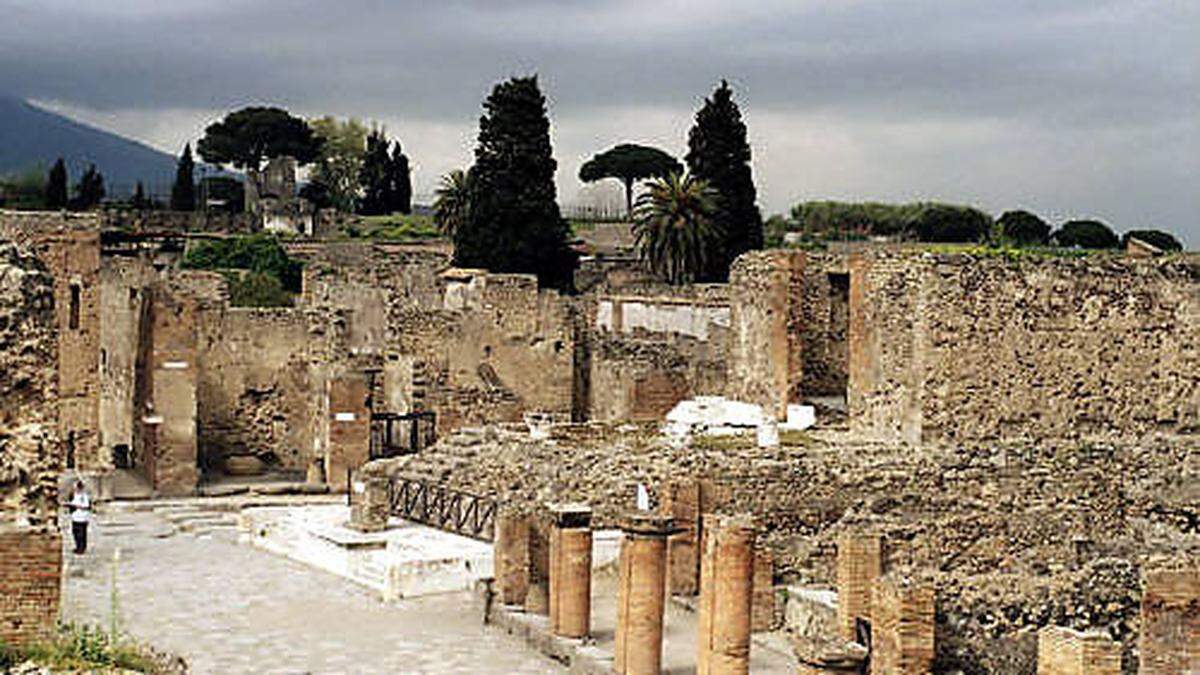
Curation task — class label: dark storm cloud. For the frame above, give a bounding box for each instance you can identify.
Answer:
[1,0,1196,239]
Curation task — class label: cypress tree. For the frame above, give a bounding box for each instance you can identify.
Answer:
[171,143,196,211]
[74,164,106,210]
[389,142,412,215]
[685,80,763,281]
[456,76,576,290]
[132,181,147,210]
[358,130,390,215]
[46,158,68,209]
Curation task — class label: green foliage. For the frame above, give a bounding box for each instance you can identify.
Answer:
[197,106,322,171]
[997,209,1050,245]
[579,144,682,217]
[633,172,721,285]
[1122,229,1183,252]
[456,75,577,290]
[72,163,106,211]
[346,213,441,240]
[46,157,68,209]
[1053,219,1119,249]
[309,116,368,212]
[131,182,149,210]
[686,80,763,281]
[19,624,156,672]
[913,203,991,243]
[170,143,195,211]
[182,233,301,292]
[225,271,293,307]
[791,201,924,238]
[357,130,412,216]
[433,169,471,237]
[199,176,244,213]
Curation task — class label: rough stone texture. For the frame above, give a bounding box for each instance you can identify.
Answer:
[849,250,1200,443]
[589,291,729,422]
[327,372,370,491]
[836,532,883,641]
[727,250,804,419]
[1037,626,1122,674]
[0,242,60,529]
[197,307,314,473]
[1138,566,1199,674]
[98,254,156,468]
[0,530,62,646]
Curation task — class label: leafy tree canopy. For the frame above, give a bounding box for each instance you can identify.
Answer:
[357,129,412,216]
[579,144,681,217]
[309,116,368,212]
[1053,220,1119,249]
[456,75,576,290]
[197,107,322,172]
[633,172,721,285]
[46,158,68,209]
[913,204,991,243]
[1121,229,1183,252]
[72,164,106,211]
[997,210,1051,246]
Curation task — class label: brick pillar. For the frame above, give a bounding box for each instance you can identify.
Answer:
[525,516,551,615]
[615,513,673,675]
[549,504,593,639]
[697,514,755,675]
[349,474,389,532]
[662,479,701,596]
[870,577,935,675]
[1139,567,1200,674]
[837,532,883,641]
[1037,626,1121,674]
[751,545,776,632]
[0,530,62,647]
[494,510,530,606]
[327,372,370,492]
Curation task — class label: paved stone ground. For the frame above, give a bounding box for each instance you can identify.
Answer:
[61,502,563,674]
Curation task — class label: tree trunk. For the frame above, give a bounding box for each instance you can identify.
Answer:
[624,178,634,221]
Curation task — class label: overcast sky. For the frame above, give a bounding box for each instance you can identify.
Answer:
[2,0,1196,243]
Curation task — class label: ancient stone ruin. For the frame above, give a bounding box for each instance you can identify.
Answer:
[0,208,1195,670]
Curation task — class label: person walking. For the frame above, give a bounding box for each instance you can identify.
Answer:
[67,480,91,554]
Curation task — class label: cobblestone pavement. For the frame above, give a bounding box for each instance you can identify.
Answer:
[61,502,563,675]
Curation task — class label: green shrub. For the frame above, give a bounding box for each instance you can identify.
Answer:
[913,204,992,243]
[1053,220,1119,249]
[344,213,442,240]
[226,271,293,307]
[997,210,1051,246]
[183,233,302,291]
[20,624,156,672]
[1121,229,1183,252]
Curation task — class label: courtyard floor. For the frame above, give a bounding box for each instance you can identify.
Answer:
[60,500,563,675]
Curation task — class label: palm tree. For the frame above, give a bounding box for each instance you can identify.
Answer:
[632,172,721,285]
[433,169,471,237]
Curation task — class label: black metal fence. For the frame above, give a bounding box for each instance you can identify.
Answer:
[369,411,437,460]
[387,477,497,542]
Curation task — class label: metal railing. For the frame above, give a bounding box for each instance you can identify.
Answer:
[369,411,437,460]
[388,477,497,542]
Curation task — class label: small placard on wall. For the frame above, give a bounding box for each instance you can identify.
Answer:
[142,415,164,425]
[334,412,357,422]
[162,361,189,370]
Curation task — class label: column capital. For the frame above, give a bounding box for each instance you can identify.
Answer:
[622,512,674,536]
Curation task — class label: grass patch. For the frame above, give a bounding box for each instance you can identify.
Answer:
[924,243,1104,261]
[12,624,161,673]
[345,213,443,240]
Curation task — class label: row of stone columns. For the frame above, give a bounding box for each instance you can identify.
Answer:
[495,507,761,675]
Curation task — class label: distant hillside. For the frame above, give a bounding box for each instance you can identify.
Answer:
[0,96,179,197]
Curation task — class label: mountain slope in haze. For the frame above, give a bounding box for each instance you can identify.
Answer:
[0,96,179,196]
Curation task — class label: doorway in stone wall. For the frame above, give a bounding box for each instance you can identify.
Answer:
[813,272,850,415]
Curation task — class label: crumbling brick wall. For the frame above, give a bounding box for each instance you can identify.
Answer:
[0,240,63,646]
[589,290,730,421]
[849,251,1200,443]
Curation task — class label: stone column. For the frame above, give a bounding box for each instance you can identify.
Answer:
[525,516,551,615]
[1139,567,1200,674]
[697,514,755,675]
[870,577,935,675]
[1037,626,1121,675]
[836,532,883,641]
[615,513,673,675]
[662,480,701,596]
[349,473,390,532]
[549,503,593,639]
[494,509,530,606]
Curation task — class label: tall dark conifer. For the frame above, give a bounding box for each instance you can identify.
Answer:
[171,143,196,211]
[685,80,763,281]
[357,130,390,216]
[389,142,412,215]
[456,76,576,290]
[74,164,106,211]
[46,158,68,209]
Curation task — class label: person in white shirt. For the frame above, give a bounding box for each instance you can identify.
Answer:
[67,480,91,554]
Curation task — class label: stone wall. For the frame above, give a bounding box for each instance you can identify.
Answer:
[589,291,730,422]
[0,242,60,529]
[99,254,156,467]
[0,529,62,646]
[849,251,1200,443]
